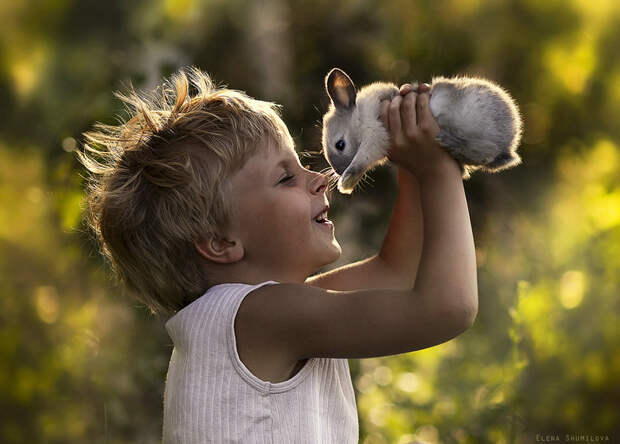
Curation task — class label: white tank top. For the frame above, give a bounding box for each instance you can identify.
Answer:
[162,280,359,443]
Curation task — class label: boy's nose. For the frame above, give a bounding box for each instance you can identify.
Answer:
[310,172,329,194]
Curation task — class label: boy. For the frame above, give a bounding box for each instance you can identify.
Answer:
[78,67,477,443]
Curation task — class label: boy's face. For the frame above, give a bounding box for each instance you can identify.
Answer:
[227,138,341,281]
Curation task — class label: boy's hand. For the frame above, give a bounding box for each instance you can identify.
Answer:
[379,83,455,177]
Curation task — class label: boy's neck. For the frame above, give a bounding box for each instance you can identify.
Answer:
[206,261,308,287]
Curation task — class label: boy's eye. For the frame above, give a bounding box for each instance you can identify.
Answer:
[279,174,295,184]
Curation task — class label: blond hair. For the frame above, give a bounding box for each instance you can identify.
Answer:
[77,66,292,316]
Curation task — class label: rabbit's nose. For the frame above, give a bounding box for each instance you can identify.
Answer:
[331,161,347,175]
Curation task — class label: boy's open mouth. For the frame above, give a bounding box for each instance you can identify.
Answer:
[313,205,332,225]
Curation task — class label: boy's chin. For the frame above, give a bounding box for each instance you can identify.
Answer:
[323,240,342,264]
[309,239,341,272]
[310,246,341,277]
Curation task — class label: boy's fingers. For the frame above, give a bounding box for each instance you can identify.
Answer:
[388,95,403,139]
[416,91,437,133]
[399,83,413,95]
[417,82,431,93]
[400,90,417,137]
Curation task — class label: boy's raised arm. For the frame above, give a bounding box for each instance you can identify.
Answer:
[412,159,478,316]
[385,84,478,315]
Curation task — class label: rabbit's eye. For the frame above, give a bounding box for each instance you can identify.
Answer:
[335,140,345,151]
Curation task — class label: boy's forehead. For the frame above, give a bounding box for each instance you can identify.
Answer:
[230,140,299,188]
[258,139,299,167]
[275,142,299,162]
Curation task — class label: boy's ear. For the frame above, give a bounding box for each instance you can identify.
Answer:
[194,234,244,264]
[325,68,357,110]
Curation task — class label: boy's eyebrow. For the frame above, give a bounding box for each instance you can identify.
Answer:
[272,156,298,174]
[275,159,289,169]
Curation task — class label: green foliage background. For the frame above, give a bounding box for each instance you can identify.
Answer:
[1,0,618,442]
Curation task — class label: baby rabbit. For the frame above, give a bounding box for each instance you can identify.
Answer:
[322,68,523,193]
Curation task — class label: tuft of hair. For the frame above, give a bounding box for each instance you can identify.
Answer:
[77,66,292,317]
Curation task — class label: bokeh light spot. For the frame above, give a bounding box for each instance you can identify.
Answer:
[62,137,77,152]
[559,270,587,309]
[415,424,439,444]
[34,286,60,324]
[373,366,393,386]
[396,372,419,393]
[544,34,597,94]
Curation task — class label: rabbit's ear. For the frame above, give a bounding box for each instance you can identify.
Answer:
[325,68,357,110]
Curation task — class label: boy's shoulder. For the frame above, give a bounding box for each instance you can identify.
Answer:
[235,283,309,383]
